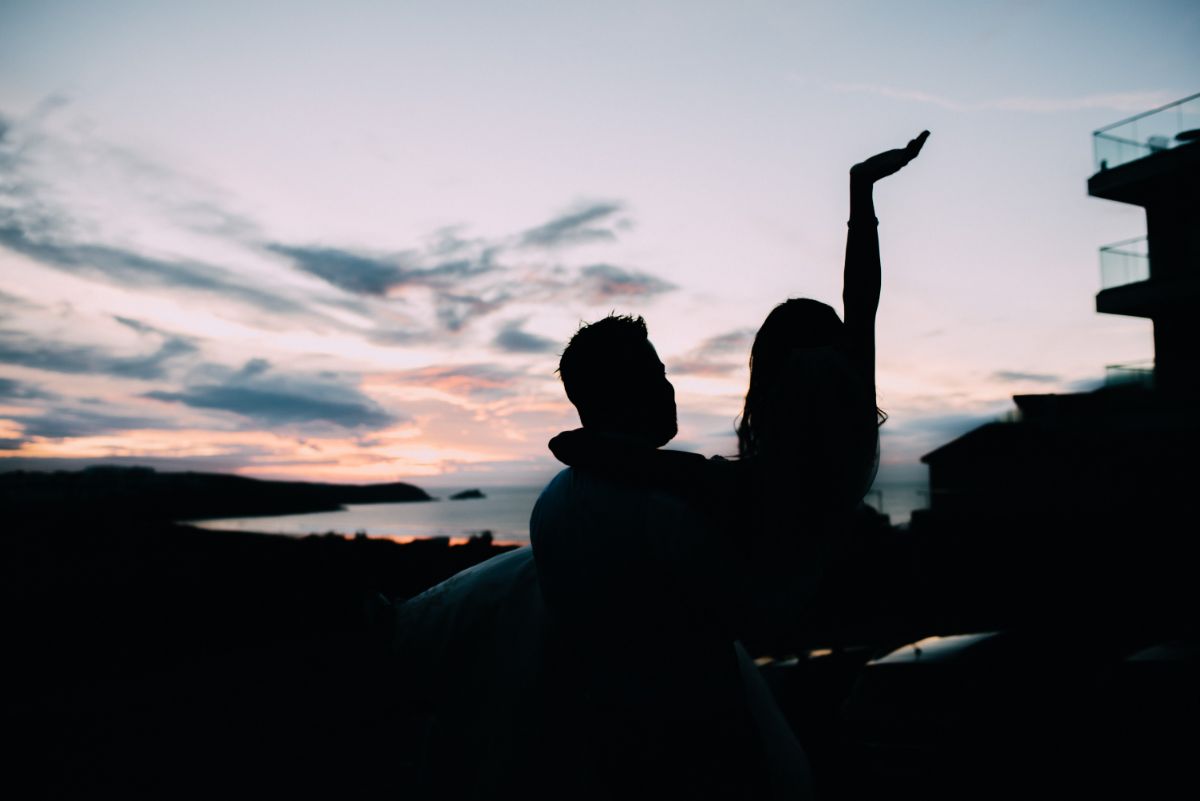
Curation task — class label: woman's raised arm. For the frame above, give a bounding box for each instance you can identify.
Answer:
[843,130,929,383]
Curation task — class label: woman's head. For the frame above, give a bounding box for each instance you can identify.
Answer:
[744,298,846,389]
[736,299,882,500]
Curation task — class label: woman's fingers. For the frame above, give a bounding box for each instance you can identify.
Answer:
[907,130,930,156]
[851,131,929,180]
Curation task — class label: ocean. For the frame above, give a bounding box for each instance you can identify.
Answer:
[189,481,930,544]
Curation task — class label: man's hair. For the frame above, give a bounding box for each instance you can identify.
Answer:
[557,314,650,420]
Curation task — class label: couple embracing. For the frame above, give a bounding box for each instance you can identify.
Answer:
[392,131,929,799]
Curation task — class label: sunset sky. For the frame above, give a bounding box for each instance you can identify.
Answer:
[1,1,1196,488]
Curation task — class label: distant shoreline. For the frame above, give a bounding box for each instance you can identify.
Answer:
[1,465,434,524]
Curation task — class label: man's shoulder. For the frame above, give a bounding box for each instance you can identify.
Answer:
[531,465,693,543]
[539,464,675,506]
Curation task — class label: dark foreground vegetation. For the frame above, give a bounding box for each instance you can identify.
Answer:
[4,467,1197,798]
[5,510,509,798]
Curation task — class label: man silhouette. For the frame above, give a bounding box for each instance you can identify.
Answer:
[390,314,808,798]
[531,314,771,798]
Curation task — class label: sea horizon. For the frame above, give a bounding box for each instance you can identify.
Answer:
[189,480,931,544]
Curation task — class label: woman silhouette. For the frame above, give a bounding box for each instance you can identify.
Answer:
[542,131,931,795]
[552,129,930,591]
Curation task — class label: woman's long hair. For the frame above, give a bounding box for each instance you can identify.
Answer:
[736,298,884,505]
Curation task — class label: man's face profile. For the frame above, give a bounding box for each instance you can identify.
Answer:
[625,341,677,448]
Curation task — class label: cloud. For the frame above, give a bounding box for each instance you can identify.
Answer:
[269,241,512,333]
[982,92,1179,113]
[991,370,1061,384]
[0,329,199,380]
[0,288,36,313]
[271,235,674,336]
[15,405,170,439]
[668,360,741,378]
[266,245,403,295]
[0,225,320,318]
[697,328,757,355]
[3,99,675,364]
[577,263,676,303]
[0,376,53,400]
[144,359,397,429]
[434,290,512,333]
[492,319,559,354]
[267,244,499,297]
[668,327,754,376]
[390,364,525,401]
[113,315,169,336]
[991,370,1061,385]
[0,104,344,328]
[520,202,625,248]
[825,82,1177,114]
[0,453,265,472]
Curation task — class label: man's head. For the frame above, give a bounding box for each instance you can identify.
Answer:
[558,314,677,447]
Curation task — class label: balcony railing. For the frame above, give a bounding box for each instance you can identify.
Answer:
[1099,236,1149,289]
[1104,360,1155,388]
[1093,92,1200,172]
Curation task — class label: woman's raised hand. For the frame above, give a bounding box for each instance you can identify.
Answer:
[850,130,930,184]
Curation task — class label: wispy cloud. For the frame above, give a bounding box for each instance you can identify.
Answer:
[0,289,37,315]
[0,376,53,400]
[0,100,675,473]
[15,405,173,439]
[825,82,1176,114]
[668,327,755,377]
[519,202,626,248]
[434,290,513,333]
[388,363,526,402]
[267,243,499,297]
[576,263,676,302]
[991,370,1061,384]
[492,319,560,354]
[0,226,319,317]
[0,328,199,380]
[144,359,397,430]
[0,102,379,334]
[269,215,673,335]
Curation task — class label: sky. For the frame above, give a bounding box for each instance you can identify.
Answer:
[0,0,1197,488]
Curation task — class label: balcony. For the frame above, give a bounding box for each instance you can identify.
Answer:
[1099,236,1149,289]
[1093,93,1200,172]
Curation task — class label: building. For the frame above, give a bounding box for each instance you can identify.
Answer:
[920,93,1200,525]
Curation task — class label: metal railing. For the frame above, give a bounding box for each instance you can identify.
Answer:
[1093,92,1200,172]
[1099,236,1150,289]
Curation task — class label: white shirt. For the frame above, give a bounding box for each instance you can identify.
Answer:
[530,466,814,799]
[531,466,723,643]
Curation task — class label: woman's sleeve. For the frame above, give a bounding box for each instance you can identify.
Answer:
[842,178,880,388]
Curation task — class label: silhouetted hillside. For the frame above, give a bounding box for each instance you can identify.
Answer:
[0,465,432,523]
